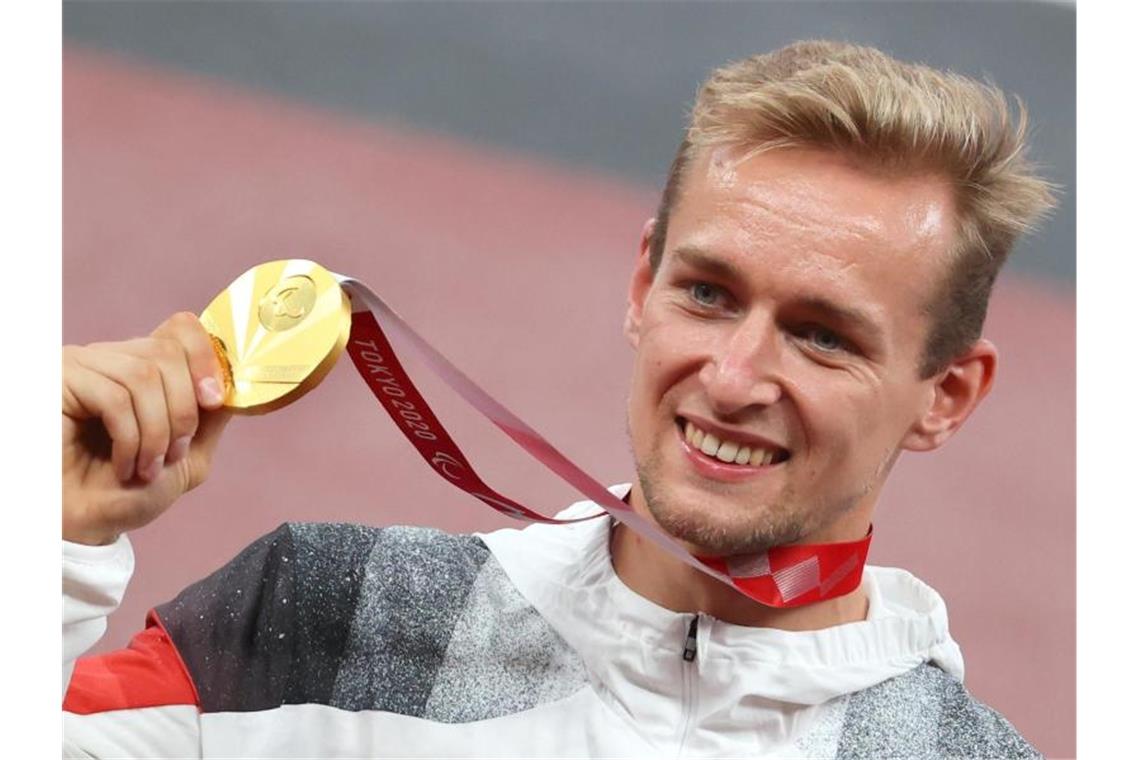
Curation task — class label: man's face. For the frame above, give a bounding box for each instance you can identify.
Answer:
[625,146,958,556]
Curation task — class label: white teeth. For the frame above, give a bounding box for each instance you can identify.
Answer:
[700,433,721,456]
[683,419,783,467]
[716,441,739,463]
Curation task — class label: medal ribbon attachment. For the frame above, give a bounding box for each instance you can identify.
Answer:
[200,259,870,608]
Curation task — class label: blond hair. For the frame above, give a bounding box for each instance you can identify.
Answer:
[649,40,1057,376]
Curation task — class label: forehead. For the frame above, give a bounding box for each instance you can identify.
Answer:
[665,146,958,308]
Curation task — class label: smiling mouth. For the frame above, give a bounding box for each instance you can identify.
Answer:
[675,417,791,468]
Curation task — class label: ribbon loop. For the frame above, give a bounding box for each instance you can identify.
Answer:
[336,275,871,608]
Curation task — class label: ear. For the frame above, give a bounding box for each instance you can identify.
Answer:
[901,339,998,452]
[623,218,658,349]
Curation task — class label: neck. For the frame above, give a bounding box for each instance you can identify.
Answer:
[610,486,870,631]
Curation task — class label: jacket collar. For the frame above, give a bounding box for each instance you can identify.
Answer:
[478,484,965,710]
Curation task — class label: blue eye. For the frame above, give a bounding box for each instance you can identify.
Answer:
[689,282,722,306]
[806,326,844,352]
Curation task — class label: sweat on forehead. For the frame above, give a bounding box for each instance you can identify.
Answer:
[673,146,959,263]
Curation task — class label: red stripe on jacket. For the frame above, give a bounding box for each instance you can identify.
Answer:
[64,610,200,714]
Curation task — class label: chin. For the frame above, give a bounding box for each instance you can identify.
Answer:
[636,471,805,556]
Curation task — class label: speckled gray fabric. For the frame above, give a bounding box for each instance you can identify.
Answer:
[834,664,1042,759]
[285,522,380,705]
[329,525,489,714]
[155,524,300,712]
[794,695,849,759]
[423,554,588,722]
[155,522,1040,757]
[156,522,589,722]
[156,522,380,713]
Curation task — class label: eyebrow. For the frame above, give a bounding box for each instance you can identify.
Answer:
[795,297,885,347]
[670,244,886,346]
[672,245,745,283]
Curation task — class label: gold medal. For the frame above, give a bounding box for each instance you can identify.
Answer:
[199,259,351,414]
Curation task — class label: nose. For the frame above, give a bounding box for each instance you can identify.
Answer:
[698,313,783,414]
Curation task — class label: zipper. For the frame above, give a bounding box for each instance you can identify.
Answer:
[676,615,700,757]
[682,616,699,662]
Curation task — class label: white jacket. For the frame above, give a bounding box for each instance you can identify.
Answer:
[63,488,1037,758]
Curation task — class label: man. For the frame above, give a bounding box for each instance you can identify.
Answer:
[63,40,1054,757]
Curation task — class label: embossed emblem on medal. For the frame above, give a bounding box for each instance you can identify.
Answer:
[199,259,351,414]
[257,275,318,332]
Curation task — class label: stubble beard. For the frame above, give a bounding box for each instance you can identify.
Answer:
[624,387,892,556]
[635,445,818,556]
[633,433,877,557]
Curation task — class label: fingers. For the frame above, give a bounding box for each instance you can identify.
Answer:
[182,407,234,492]
[70,347,172,483]
[151,312,227,409]
[112,337,200,467]
[62,357,142,482]
[64,311,228,484]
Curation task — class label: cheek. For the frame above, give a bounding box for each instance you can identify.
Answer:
[627,320,709,441]
[795,377,889,452]
[811,380,923,463]
[633,318,706,388]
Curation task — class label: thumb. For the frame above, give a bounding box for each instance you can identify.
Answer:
[183,408,234,492]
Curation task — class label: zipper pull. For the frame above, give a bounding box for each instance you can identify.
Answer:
[682,616,699,662]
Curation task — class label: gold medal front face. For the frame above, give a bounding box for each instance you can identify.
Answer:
[199,259,351,414]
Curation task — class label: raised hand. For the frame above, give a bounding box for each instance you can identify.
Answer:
[62,312,233,545]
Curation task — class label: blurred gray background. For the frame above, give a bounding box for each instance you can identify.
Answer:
[65,0,1073,284]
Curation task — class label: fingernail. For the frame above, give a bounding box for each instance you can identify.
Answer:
[199,377,223,407]
[118,460,135,483]
[140,455,164,483]
[167,435,192,465]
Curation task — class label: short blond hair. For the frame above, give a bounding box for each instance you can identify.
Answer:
[649,40,1057,376]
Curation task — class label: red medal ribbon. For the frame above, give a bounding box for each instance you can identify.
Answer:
[338,276,871,608]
